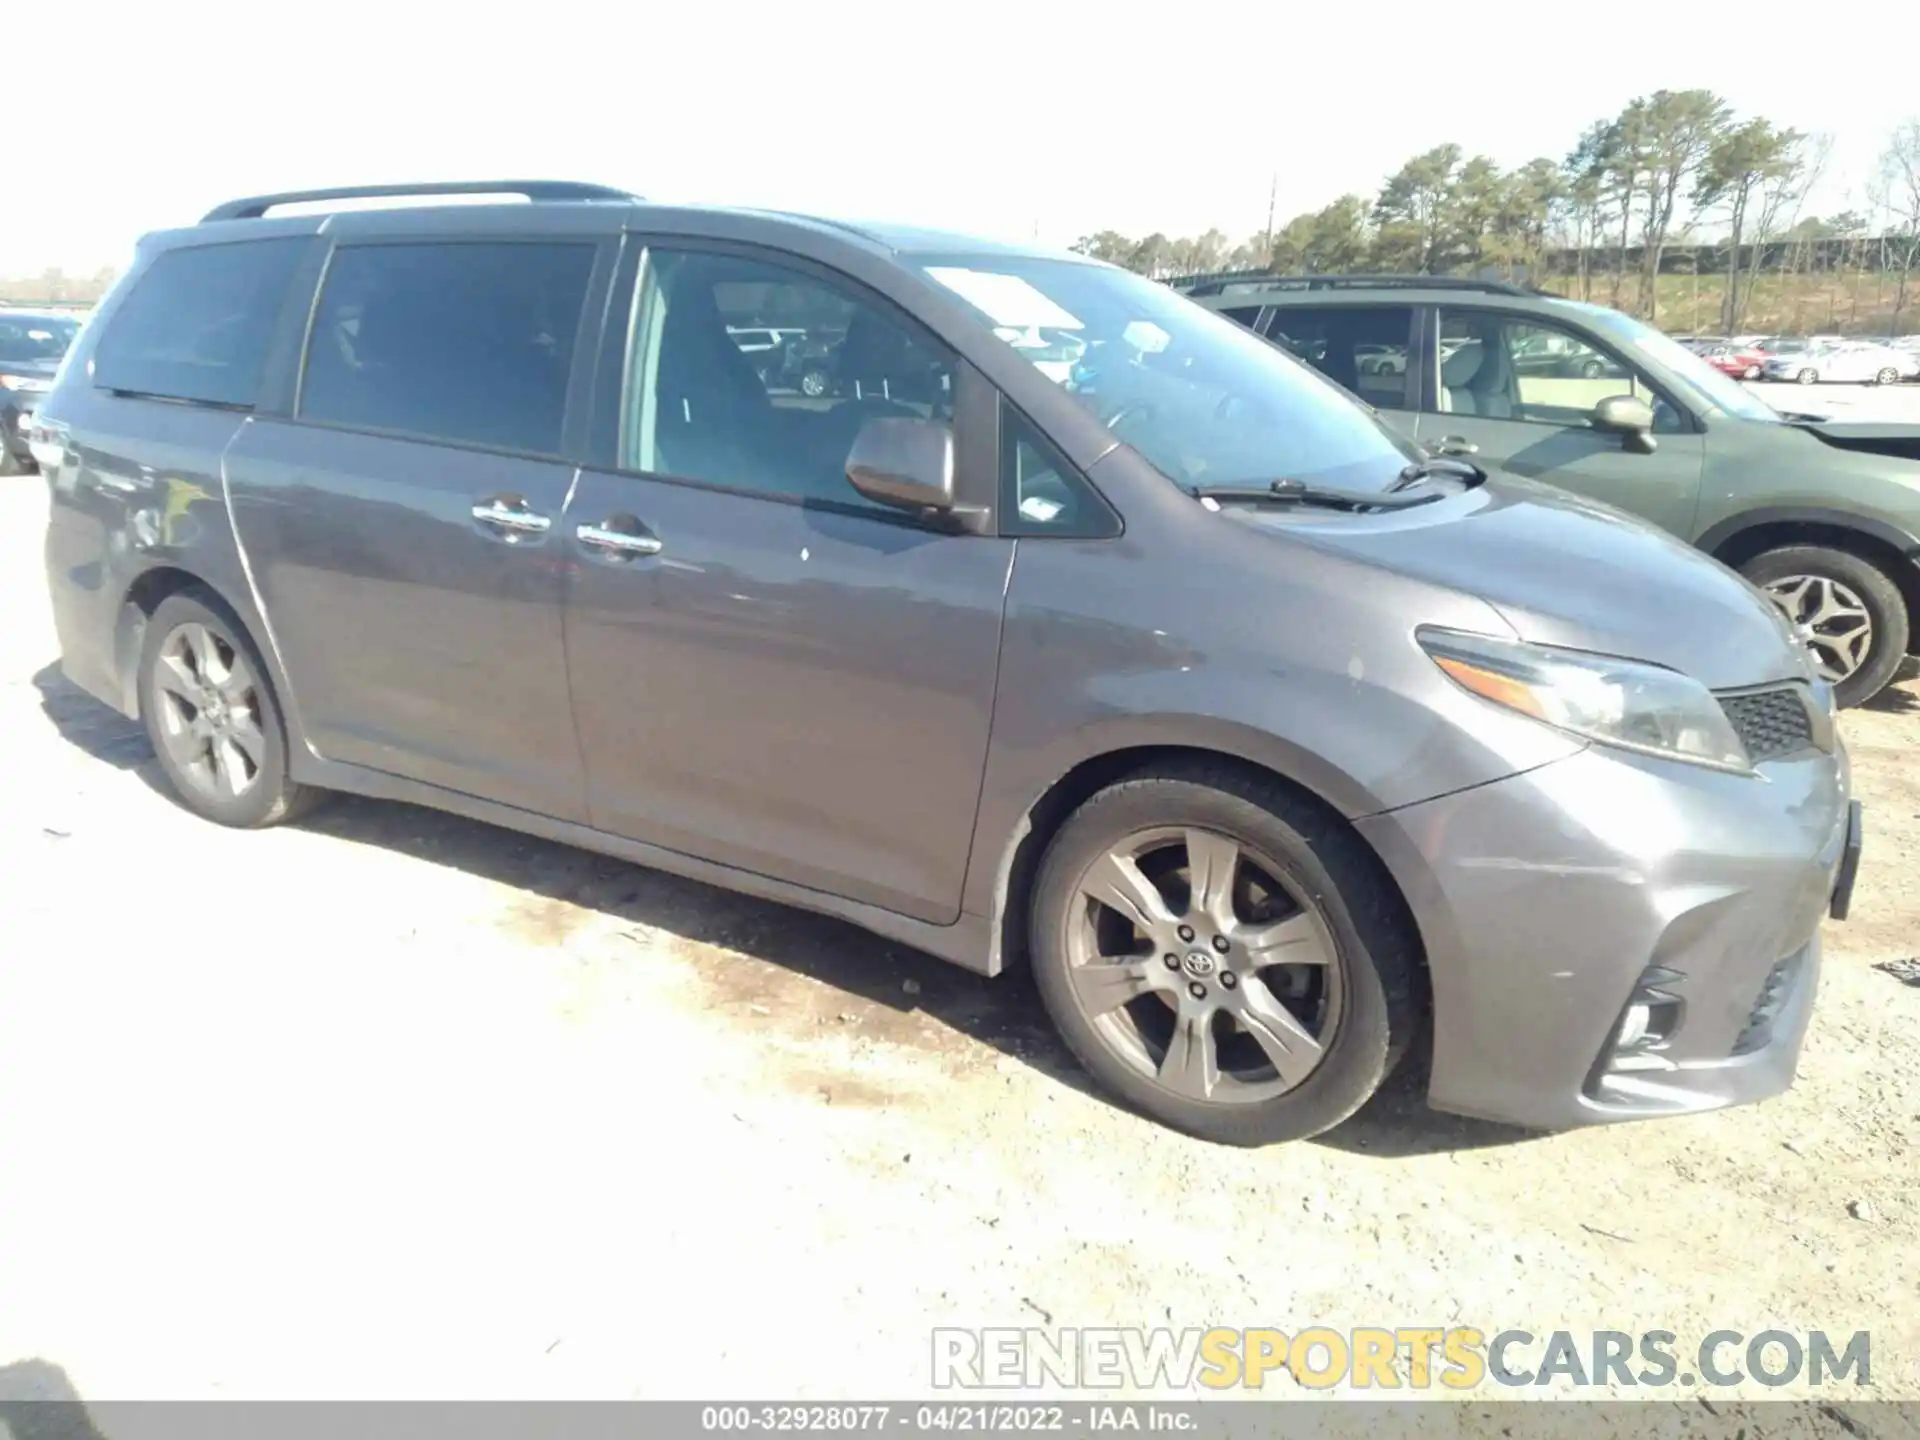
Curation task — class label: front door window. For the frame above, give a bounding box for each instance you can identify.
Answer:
[1435,312,1680,432]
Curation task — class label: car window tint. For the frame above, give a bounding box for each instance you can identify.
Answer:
[1261,306,1413,410]
[92,239,307,407]
[0,316,78,364]
[623,249,955,511]
[1437,311,1681,433]
[1000,405,1119,538]
[300,241,596,454]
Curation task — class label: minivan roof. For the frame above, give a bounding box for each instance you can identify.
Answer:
[174,180,1081,267]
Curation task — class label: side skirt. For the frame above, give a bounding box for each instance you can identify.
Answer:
[286,753,1000,976]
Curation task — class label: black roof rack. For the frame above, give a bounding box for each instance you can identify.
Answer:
[200,180,641,223]
[1168,271,1539,298]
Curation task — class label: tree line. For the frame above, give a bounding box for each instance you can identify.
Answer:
[1073,97,1920,335]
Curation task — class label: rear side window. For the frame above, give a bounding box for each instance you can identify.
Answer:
[92,239,306,407]
[300,241,597,455]
[1262,305,1415,410]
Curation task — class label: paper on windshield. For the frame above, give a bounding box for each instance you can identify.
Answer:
[926,267,1083,330]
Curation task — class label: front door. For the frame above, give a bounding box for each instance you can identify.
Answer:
[225,237,605,820]
[562,245,1012,924]
[1415,308,1706,539]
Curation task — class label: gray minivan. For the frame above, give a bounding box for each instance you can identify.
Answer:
[35,182,1862,1146]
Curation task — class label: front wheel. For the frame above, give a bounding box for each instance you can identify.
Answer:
[1028,764,1421,1146]
[799,368,830,398]
[138,589,322,827]
[1743,545,1909,708]
[1875,367,1899,386]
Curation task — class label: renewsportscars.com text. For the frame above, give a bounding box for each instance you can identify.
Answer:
[931,1327,1871,1391]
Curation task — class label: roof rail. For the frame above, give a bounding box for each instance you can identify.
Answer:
[1168,271,1539,298]
[200,180,641,222]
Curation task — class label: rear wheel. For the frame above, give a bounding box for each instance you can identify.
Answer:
[800,368,830,398]
[138,589,321,827]
[1028,763,1420,1146]
[1742,545,1909,708]
[1796,368,1819,384]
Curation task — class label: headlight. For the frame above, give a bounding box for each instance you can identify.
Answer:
[1419,629,1752,774]
[0,374,51,393]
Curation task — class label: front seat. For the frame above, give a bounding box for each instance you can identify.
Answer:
[1439,340,1485,415]
[1467,332,1516,418]
[651,266,779,487]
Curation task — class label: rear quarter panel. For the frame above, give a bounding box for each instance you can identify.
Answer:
[42,393,263,719]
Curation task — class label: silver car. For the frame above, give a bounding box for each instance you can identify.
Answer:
[1764,340,1914,385]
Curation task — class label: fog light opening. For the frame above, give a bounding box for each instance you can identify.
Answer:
[1587,970,1688,1092]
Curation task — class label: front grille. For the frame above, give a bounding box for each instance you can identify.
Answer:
[1732,951,1804,1055]
[1719,686,1815,762]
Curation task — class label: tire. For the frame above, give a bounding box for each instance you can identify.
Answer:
[138,588,322,827]
[1875,367,1898,386]
[1796,368,1818,385]
[1580,358,1605,379]
[1744,365,1762,380]
[0,443,21,477]
[1028,762,1421,1146]
[800,368,830,398]
[1741,545,1909,709]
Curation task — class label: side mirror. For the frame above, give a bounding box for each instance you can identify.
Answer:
[846,415,956,512]
[1592,394,1657,455]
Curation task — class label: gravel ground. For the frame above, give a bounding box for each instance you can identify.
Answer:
[0,478,1914,1414]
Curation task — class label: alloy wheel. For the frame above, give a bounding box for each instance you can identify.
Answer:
[1062,826,1340,1104]
[1876,368,1898,386]
[801,369,829,398]
[151,622,267,799]
[1764,574,1874,683]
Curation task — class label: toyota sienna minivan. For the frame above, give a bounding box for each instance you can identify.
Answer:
[35,181,1863,1145]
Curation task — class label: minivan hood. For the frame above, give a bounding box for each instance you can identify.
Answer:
[1242,477,1808,690]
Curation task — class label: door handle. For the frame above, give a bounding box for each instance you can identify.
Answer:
[1431,435,1479,457]
[577,521,663,557]
[471,498,552,535]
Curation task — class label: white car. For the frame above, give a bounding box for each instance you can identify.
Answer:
[1761,341,1914,385]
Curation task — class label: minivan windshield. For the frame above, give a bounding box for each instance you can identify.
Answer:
[1565,302,1781,424]
[915,255,1420,492]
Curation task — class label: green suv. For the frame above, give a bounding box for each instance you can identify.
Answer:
[1180,274,1920,707]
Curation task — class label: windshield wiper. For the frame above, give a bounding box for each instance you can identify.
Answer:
[1192,477,1445,512]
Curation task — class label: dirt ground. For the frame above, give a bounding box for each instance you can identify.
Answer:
[0,480,1914,1413]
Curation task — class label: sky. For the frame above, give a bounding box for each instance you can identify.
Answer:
[6,0,1915,277]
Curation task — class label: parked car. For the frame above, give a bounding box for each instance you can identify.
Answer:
[36,184,1859,1147]
[772,330,845,396]
[0,309,81,474]
[1762,340,1913,386]
[1179,273,1920,706]
[726,325,804,383]
[1696,343,1768,381]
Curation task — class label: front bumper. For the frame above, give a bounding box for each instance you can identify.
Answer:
[1357,741,1854,1131]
